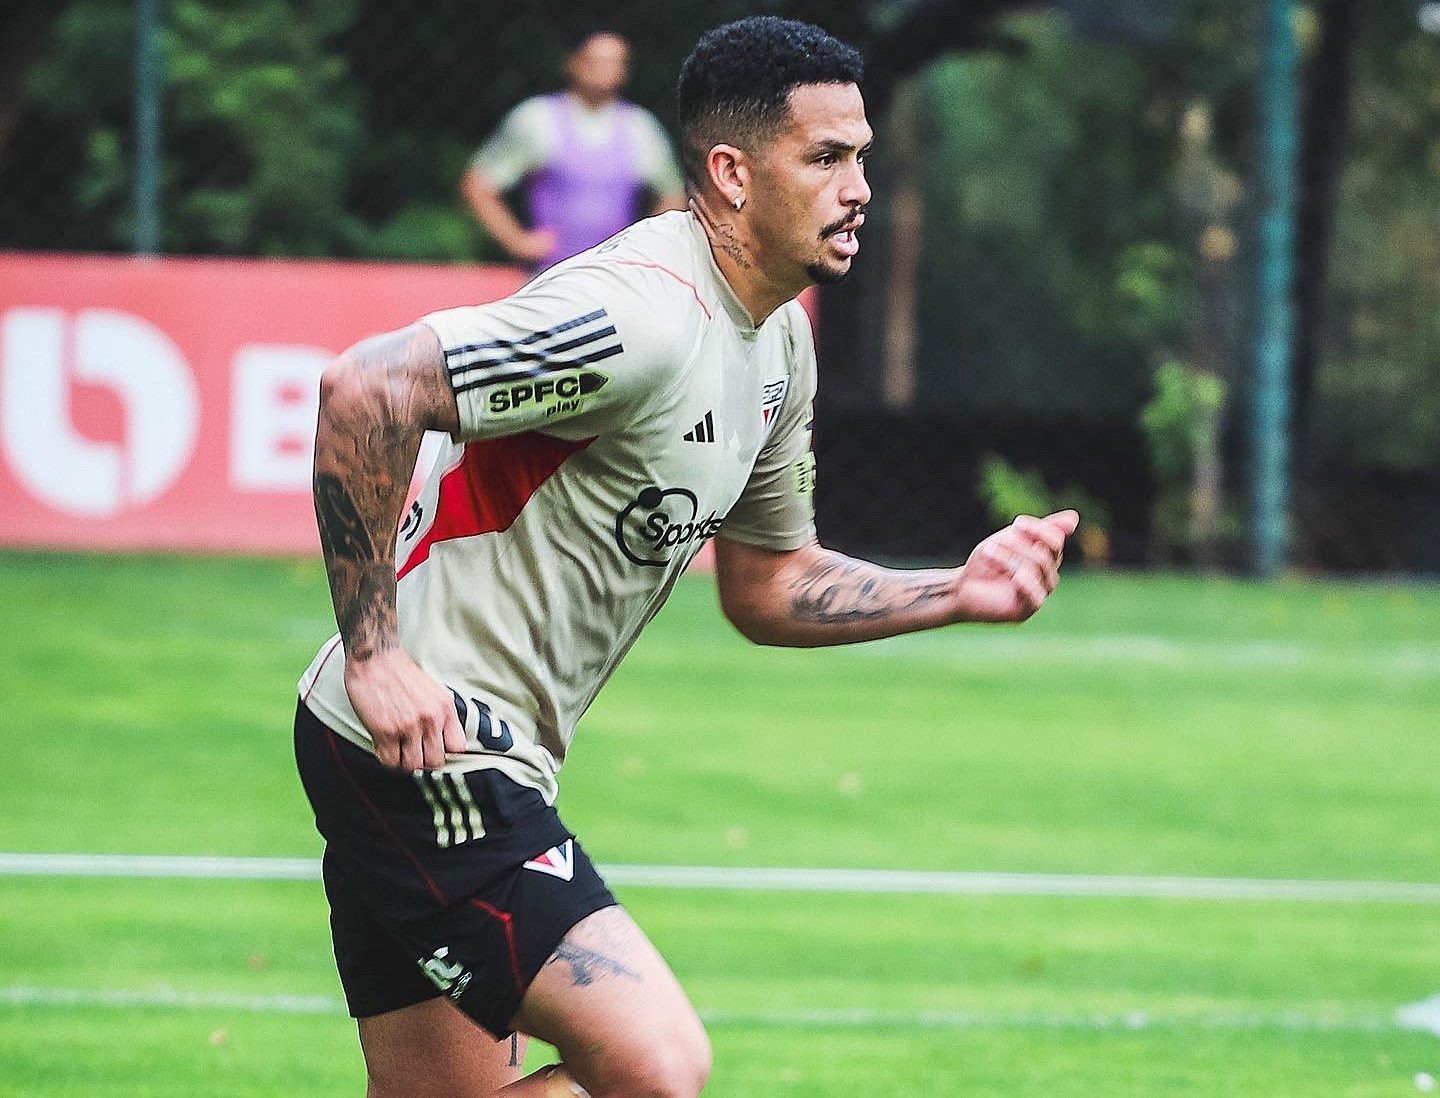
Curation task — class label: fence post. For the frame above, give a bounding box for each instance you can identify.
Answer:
[133,0,163,254]
[1251,0,1300,576]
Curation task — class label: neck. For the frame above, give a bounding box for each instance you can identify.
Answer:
[688,195,802,326]
[569,88,615,110]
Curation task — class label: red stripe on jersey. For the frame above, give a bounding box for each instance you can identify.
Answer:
[397,432,593,580]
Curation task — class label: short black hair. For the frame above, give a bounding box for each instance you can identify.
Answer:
[677,16,864,188]
[564,22,626,54]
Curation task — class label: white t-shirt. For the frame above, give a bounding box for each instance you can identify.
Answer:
[300,211,817,801]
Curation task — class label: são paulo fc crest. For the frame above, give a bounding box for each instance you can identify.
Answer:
[523,839,575,881]
[761,376,789,431]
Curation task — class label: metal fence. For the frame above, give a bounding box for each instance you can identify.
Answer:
[3,1,1437,569]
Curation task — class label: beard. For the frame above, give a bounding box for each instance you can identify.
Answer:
[805,259,853,285]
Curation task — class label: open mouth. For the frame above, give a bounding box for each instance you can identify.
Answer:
[830,229,860,258]
[825,215,865,258]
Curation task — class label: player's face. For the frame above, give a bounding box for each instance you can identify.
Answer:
[568,33,629,103]
[749,82,872,287]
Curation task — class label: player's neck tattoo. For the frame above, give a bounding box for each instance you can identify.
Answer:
[693,196,753,270]
[713,220,752,269]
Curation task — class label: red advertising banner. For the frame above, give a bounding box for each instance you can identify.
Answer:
[0,253,525,553]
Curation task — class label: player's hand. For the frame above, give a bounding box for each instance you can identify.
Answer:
[509,228,558,266]
[953,510,1079,624]
[342,648,467,771]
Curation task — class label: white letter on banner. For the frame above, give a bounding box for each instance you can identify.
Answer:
[0,307,198,517]
[230,345,329,492]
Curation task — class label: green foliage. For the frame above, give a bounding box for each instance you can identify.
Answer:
[1312,10,1440,473]
[978,455,1056,522]
[978,453,1112,561]
[1140,359,1232,560]
[1140,359,1225,484]
[164,0,365,255]
[1113,241,1188,347]
[915,14,1171,420]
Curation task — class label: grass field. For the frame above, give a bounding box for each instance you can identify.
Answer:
[1,550,1438,1096]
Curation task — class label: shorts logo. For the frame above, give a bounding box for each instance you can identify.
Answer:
[420,946,472,1001]
[761,376,789,431]
[414,770,486,848]
[523,839,575,881]
[614,486,723,567]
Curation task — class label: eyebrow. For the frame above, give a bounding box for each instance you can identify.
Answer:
[807,136,874,157]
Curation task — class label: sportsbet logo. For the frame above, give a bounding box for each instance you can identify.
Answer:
[486,369,609,419]
[614,485,723,567]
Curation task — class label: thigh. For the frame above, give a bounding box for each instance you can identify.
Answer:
[359,998,529,1098]
[512,906,711,1097]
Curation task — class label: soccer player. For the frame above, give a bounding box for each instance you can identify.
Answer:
[295,16,1077,1098]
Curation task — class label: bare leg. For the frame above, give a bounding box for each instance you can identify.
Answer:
[358,996,529,1097]
[354,906,708,1097]
[498,1064,593,1096]
[510,905,711,1098]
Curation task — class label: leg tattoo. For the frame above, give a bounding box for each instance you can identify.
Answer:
[546,941,640,988]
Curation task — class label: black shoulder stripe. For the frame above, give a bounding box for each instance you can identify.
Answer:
[446,324,618,382]
[443,308,608,360]
[450,342,624,396]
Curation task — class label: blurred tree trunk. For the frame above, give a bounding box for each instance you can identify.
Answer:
[1292,0,1358,477]
[882,79,922,410]
[1174,99,1241,567]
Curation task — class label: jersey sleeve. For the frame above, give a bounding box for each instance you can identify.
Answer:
[421,263,692,442]
[470,100,549,191]
[719,305,819,550]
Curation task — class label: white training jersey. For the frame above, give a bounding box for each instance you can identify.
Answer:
[300,211,818,801]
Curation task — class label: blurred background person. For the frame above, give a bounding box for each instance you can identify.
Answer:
[461,24,685,272]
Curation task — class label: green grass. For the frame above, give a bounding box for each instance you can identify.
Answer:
[1,551,1438,1095]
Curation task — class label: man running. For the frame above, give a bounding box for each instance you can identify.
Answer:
[296,16,1077,1097]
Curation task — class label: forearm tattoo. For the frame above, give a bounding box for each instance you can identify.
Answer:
[788,556,952,625]
[314,474,375,561]
[312,327,454,659]
[547,941,641,988]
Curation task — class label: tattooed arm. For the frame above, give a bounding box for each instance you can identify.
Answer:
[313,324,466,770]
[713,511,1078,647]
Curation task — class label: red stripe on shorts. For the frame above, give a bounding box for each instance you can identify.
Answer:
[466,898,525,998]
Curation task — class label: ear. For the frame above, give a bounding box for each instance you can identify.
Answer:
[705,144,751,210]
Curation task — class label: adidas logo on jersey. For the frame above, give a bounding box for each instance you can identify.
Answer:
[683,411,715,443]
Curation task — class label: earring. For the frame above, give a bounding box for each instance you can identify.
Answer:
[733,195,745,211]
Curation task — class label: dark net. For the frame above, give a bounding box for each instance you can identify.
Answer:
[2,0,1436,568]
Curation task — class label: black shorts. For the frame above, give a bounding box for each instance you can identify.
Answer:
[293,701,617,1038]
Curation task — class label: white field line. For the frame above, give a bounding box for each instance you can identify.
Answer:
[3,853,1440,904]
[849,632,1440,674]
[2,985,1435,1038]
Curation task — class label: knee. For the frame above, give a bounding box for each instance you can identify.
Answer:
[589,1020,711,1098]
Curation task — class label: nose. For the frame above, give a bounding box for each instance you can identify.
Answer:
[841,161,871,208]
